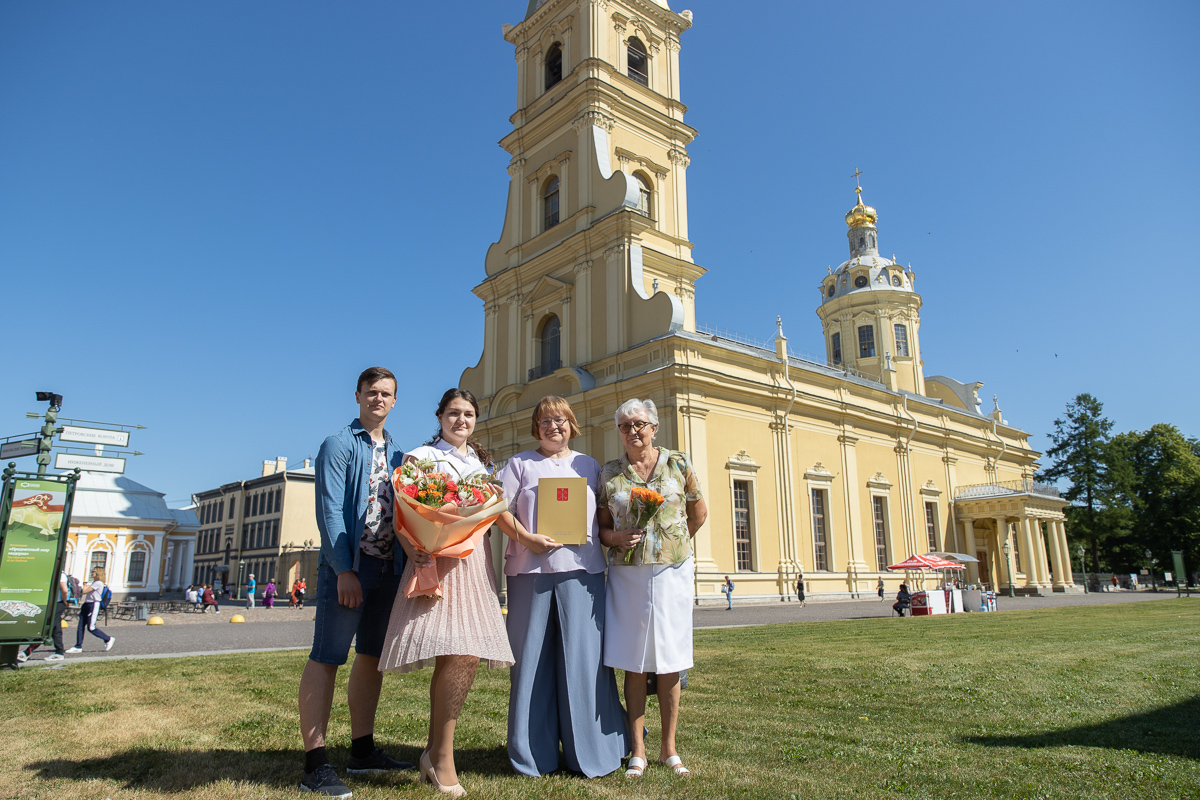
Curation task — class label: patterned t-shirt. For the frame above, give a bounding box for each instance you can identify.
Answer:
[598,447,703,566]
[360,440,395,559]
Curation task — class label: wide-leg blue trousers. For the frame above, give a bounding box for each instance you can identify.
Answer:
[506,570,628,777]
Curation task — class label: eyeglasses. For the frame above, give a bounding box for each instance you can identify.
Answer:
[617,420,655,434]
[538,417,569,429]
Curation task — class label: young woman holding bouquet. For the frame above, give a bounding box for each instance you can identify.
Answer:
[378,388,557,796]
[597,398,708,779]
[495,395,629,778]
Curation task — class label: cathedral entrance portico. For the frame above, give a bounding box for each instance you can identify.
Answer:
[955,481,1072,594]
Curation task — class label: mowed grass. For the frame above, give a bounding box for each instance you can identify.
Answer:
[2,600,1198,800]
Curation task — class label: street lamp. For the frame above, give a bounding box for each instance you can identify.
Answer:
[237,559,246,600]
[1002,539,1015,598]
[1077,544,1088,594]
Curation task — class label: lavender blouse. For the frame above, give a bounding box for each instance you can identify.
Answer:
[497,450,608,576]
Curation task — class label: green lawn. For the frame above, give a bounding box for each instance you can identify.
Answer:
[3,600,1197,800]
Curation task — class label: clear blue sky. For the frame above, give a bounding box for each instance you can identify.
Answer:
[2,1,1197,507]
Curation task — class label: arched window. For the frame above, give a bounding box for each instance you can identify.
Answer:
[540,315,561,371]
[628,37,649,86]
[530,315,561,381]
[545,43,563,91]
[634,172,652,217]
[543,176,560,231]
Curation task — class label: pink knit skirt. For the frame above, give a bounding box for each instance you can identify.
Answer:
[378,537,514,674]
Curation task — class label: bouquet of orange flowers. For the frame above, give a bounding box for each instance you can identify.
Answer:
[623,486,666,565]
[392,458,508,598]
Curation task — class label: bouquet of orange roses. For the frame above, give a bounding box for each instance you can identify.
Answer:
[392,458,508,598]
[622,486,666,565]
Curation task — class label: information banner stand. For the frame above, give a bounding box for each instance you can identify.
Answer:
[0,468,79,669]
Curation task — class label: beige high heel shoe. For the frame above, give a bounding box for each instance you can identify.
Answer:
[420,750,467,797]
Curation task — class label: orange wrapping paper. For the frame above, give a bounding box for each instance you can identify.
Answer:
[391,470,508,598]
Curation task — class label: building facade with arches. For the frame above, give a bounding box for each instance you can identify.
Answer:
[463,0,1073,601]
[64,472,199,601]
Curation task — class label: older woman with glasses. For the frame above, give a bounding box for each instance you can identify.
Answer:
[597,398,707,778]
[492,395,629,777]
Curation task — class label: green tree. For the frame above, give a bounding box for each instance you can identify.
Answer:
[1040,394,1116,575]
[1117,425,1200,579]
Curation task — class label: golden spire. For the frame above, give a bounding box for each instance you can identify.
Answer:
[845,167,877,229]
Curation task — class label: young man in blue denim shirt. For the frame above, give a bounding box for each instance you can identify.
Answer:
[298,366,424,797]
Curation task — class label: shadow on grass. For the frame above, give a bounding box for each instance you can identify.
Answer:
[26,744,511,790]
[965,695,1200,759]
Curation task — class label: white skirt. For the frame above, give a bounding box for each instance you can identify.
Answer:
[603,557,693,674]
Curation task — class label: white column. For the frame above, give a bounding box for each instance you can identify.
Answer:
[960,519,978,584]
[506,296,521,387]
[995,517,1014,591]
[573,261,592,364]
[1055,520,1073,586]
[1033,520,1052,586]
[1019,517,1038,589]
[1045,518,1066,588]
[681,405,716,574]
[112,533,129,592]
[483,303,499,396]
[165,542,179,589]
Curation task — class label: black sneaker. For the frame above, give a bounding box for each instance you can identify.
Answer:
[345,747,415,774]
[300,764,352,798]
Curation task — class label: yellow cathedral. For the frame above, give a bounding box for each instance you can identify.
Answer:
[461,0,1074,602]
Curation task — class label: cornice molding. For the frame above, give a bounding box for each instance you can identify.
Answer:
[726,450,760,472]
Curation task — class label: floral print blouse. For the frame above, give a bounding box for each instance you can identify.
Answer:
[599,447,703,567]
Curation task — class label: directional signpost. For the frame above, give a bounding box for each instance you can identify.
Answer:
[1,393,144,669]
[58,426,131,448]
[0,438,38,461]
[54,453,127,474]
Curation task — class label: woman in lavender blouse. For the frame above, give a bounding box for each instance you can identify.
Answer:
[494,396,629,777]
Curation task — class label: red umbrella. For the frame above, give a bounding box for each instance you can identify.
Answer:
[887,554,966,571]
[887,554,942,571]
[923,554,966,570]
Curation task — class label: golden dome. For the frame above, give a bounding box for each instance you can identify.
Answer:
[845,187,877,229]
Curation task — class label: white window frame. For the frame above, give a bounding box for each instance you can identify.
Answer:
[867,472,893,572]
[805,462,836,572]
[725,451,761,573]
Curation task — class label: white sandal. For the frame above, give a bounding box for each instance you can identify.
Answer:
[625,756,647,778]
[662,754,690,777]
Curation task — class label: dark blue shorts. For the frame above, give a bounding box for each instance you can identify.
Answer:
[309,554,401,666]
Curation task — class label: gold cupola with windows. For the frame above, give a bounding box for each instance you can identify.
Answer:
[815,176,925,395]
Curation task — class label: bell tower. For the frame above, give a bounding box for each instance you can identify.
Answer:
[815,179,926,395]
[462,0,704,416]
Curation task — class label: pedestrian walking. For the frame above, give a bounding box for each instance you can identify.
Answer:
[18,570,69,663]
[263,579,277,608]
[721,575,734,610]
[877,577,885,601]
[796,574,806,605]
[65,567,114,654]
[246,573,257,609]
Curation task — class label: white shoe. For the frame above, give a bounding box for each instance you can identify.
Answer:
[16,651,28,663]
[105,636,116,651]
[44,653,65,661]
[662,755,691,777]
[66,646,82,654]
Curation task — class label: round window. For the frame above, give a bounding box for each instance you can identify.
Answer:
[827,284,835,298]
[854,274,868,288]
[891,274,902,287]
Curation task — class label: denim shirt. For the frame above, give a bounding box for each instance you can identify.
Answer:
[315,419,407,576]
